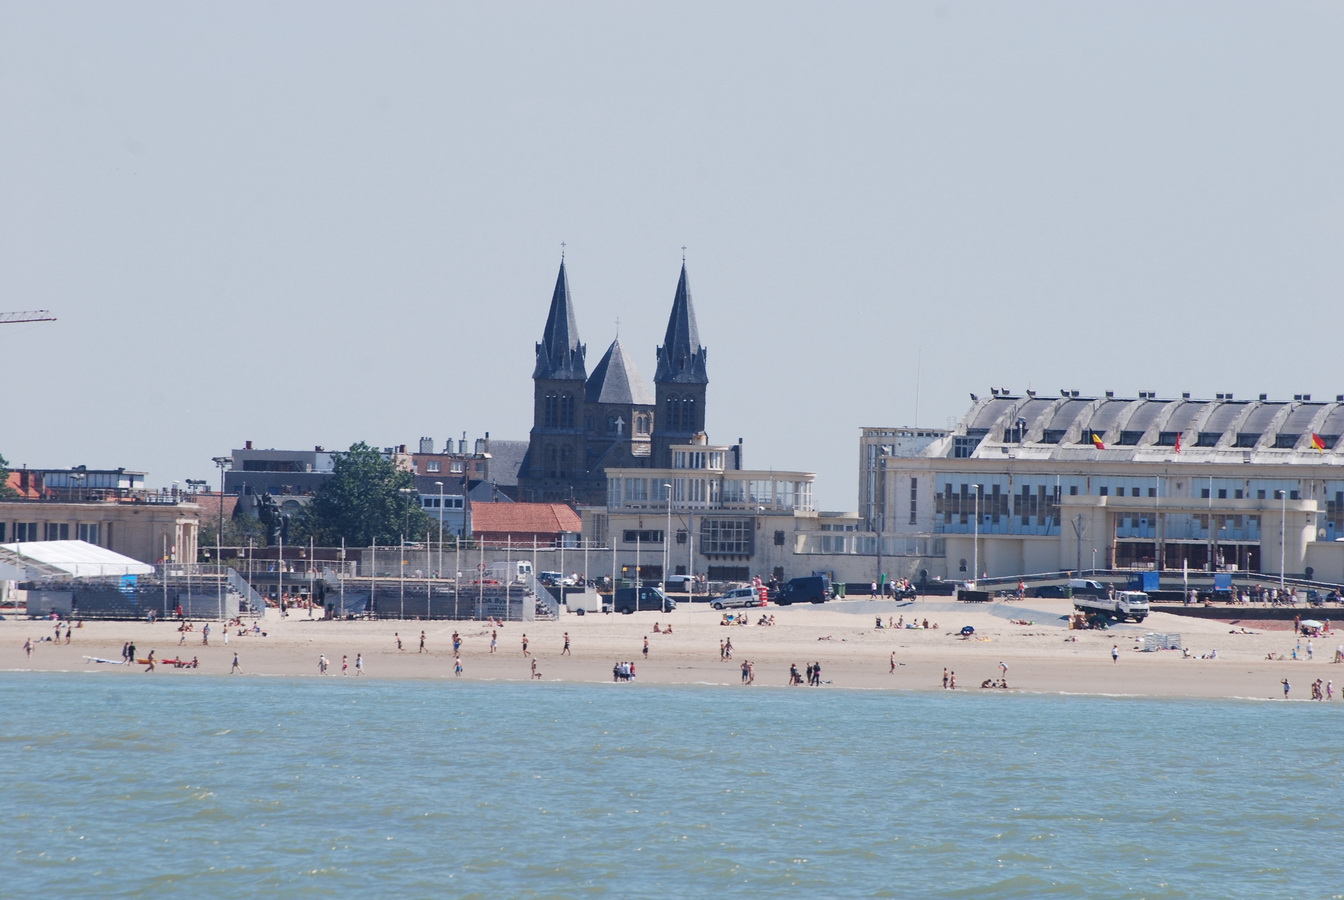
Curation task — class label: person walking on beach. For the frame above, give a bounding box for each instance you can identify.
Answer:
[811,661,822,686]
[1111,645,1119,664]
[942,668,949,689]
[490,630,498,653]
[531,659,541,679]
[24,637,33,659]
[949,670,956,690]
[455,655,463,677]
[643,636,650,659]
[1307,640,1314,660]
[723,637,731,660]
[999,661,1008,679]
[522,634,530,657]
[719,639,725,660]
[231,653,242,674]
[355,653,364,675]
[179,625,187,646]
[395,632,403,651]
[128,642,137,665]
[1281,677,1291,698]
[144,650,156,672]
[341,655,349,675]
[418,631,427,654]
[202,623,210,646]
[452,631,462,654]
[890,652,896,674]
[562,632,571,655]
[319,654,329,675]
[741,659,750,683]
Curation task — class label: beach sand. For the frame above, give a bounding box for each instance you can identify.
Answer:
[3,598,1339,701]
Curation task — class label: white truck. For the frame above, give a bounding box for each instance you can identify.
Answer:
[1074,590,1149,623]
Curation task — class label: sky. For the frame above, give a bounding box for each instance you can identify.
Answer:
[1,2,1341,511]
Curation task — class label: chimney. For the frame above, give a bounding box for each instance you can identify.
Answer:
[419,437,434,454]
[245,440,253,450]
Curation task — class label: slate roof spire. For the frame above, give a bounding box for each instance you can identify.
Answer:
[534,259,587,380]
[586,338,655,405]
[654,262,708,384]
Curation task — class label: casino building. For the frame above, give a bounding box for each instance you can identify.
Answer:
[864,391,1344,584]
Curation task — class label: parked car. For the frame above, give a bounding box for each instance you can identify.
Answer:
[711,587,764,610]
[1031,585,1067,598]
[773,575,831,605]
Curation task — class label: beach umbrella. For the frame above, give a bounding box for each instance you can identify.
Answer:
[1300,620,1324,630]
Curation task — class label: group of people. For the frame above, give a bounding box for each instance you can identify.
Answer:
[876,616,938,630]
[612,660,637,681]
[788,661,822,685]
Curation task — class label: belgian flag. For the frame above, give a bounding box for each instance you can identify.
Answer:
[1090,431,1106,450]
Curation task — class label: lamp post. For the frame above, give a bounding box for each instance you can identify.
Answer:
[1277,490,1286,593]
[435,481,445,578]
[663,483,673,588]
[972,484,982,585]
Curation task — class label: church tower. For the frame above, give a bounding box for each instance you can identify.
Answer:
[520,259,588,500]
[652,262,709,467]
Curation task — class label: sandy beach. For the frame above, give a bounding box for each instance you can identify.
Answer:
[3,598,1340,701]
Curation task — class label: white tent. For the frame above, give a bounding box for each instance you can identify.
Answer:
[0,540,154,578]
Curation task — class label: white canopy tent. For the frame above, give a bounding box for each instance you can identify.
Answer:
[0,540,154,578]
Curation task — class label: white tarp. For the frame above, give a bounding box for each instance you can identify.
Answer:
[0,540,154,578]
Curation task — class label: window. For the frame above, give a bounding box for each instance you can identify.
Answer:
[700,518,754,556]
[774,530,785,546]
[450,461,464,474]
[1118,431,1144,445]
[560,393,575,428]
[1196,432,1221,447]
[1217,489,1227,499]
[622,530,664,544]
[909,477,918,525]
[14,522,37,542]
[426,461,441,473]
[953,436,980,458]
[0,523,5,542]
[1099,487,1108,496]
[78,523,99,544]
[45,523,70,541]
[1234,433,1258,448]
[1273,434,1299,449]
[544,393,558,428]
[635,414,650,435]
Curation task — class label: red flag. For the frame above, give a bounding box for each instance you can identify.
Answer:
[1311,433,1327,451]
[1090,432,1106,450]
[1174,432,1182,453]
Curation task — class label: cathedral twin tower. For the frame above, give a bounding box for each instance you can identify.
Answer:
[518,259,710,504]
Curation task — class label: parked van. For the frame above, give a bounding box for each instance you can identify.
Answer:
[612,586,676,614]
[773,575,831,605]
[485,561,533,584]
[1068,579,1108,598]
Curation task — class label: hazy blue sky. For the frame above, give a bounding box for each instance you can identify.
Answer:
[2,2,1340,511]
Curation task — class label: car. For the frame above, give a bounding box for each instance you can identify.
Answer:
[1031,585,1067,598]
[711,587,763,610]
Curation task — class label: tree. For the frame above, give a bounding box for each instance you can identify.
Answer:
[292,442,432,547]
[0,452,16,500]
[198,512,268,551]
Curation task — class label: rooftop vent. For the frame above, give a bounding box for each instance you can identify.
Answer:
[1182,392,1191,399]
[1260,394,1268,401]
[1105,390,1114,398]
[1071,390,1080,398]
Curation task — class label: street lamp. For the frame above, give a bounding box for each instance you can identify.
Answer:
[1276,490,1286,593]
[972,484,982,585]
[435,481,445,578]
[663,483,673,588]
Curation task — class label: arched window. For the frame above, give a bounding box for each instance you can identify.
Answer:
[544,393,558,428]
[635,414,649,435]
[560,393,575,428]
[559,445,572,476]
[682,397,696,430]
[665,394,681,429]
[544,445,558,478]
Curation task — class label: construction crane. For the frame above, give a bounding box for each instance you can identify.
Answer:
[0,310,57,324]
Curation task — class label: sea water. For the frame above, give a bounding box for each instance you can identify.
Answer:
[1,674,1340,899]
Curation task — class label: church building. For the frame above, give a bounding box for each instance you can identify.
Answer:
[517,258,709,505]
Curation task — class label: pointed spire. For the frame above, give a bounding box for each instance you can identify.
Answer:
[586,338,654,406]
[534,259,587,380]
[655,262,708,384]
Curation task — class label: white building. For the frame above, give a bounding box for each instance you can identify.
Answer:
[866,391,1344,584]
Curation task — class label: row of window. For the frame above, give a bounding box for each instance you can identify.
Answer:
[615,519,756,557]
[420,496,465,510]
[975,430,1340,450]
[421,460,466,475]
[1,523,100,543]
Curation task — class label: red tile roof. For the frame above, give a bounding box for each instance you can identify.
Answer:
[471,502,581,536]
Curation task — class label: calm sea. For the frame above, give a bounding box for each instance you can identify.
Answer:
[1,674,1340,899]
